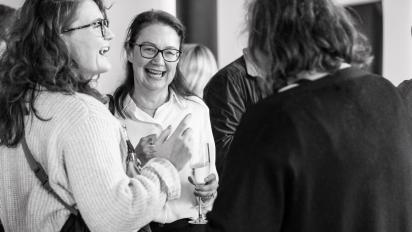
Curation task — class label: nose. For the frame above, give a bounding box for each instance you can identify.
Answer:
[104,27,115,40]
[151,51,165,64]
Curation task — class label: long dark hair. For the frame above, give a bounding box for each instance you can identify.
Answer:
[113,10,193,118]
[247,0,372,82]
[0,0,107,147]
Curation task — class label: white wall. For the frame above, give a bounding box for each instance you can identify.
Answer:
[381,0,412,85]
[0,0,175,94]
[0,0,22,8]
[336,0,412,85]
[216,0,249,68]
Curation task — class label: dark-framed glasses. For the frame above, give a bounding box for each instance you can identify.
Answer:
[62,18,109,38]
[133,43,181,62]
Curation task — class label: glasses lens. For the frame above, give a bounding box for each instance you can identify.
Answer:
[140,45,158,58]
[163,49,180,62]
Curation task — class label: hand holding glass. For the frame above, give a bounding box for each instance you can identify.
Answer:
[189,143,211,224]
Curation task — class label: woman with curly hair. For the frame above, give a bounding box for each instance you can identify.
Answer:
[0,0,192,231]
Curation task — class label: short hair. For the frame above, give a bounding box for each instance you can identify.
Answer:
[247,0,372,82]
[0,4,16,41]
[178,43,218,97]
[0,0,108,147]
[113,10,193,118]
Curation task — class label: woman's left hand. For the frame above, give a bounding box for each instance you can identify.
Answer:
[188,173,218,201]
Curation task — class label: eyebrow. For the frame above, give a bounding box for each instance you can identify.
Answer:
[138,41,180,50]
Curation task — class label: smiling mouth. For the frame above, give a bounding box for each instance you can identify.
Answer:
[146,68,166,78]
[99,47,110,56]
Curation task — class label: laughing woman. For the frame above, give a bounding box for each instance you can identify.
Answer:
[112,10,219,232]
[0,0,192,231]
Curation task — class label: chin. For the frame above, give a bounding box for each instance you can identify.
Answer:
[97,63,112,74]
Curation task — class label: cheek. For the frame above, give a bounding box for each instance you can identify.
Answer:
[71,41,97,66]
[133,57,149,75]
[166,63,178,81]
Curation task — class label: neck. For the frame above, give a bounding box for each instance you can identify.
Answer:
[296,63,351,82]
[131,85,169,115]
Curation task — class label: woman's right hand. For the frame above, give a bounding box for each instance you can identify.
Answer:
[135,134,157,165]
[154,114,193,171]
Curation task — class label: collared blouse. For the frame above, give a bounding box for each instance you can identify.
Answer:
[116,89,218,223]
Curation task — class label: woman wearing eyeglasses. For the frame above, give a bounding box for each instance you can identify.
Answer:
[112,10,219,232]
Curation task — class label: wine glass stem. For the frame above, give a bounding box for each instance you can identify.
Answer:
[198,196,202,219]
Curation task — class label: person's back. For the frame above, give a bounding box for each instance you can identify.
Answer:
[206,0,412,231]
[208,67,412,232]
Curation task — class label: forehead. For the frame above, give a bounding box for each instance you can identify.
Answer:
[136,24,180,47]
[72,0,104,25]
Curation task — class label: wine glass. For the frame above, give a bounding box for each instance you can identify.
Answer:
[189,143,211,224]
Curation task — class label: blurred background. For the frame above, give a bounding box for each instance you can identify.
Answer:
[1,0,411,94]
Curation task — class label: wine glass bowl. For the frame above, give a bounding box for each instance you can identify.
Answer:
[189,143,211,224]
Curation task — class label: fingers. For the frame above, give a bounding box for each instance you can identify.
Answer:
[157,126,171,144]
[171,114,191,139]
[188,176,196,186]
[189,173,219,199]
[197,177,218,192]
[204,173,217,183]
[181,128,193,144]
[145,134,157,144]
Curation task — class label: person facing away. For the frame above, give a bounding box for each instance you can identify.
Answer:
[178,43,218,98]
[207,0,412,231]
[203,47,286,176]
[0,0,193,231]
[0,4,16,56]
[112,10,218,232]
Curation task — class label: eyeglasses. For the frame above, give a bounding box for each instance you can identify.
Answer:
[62,18,109,38]
[133,43,182,62]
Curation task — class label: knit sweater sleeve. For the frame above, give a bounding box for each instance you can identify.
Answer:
[61,101,180,232]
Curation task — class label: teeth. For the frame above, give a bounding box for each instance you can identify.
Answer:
[146,69,164,77]
[147,69,162,75]
[99,47,110,55]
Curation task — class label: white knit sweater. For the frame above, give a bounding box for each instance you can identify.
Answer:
[0,91,181,232]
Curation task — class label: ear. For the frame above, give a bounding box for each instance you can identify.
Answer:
[126,47,134,63]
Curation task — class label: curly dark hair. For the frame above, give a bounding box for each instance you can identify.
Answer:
[247,0,372,82]
[0,0,107,147]
[113,10,193,119]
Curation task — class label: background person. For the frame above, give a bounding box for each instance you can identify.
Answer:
[112,10,218,232]
[0,0,191,231]
[203,47,285,176]
[207,0,412,231]
[178,43,218,98]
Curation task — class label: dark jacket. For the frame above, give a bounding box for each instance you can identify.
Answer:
[203,56,267,175]
[207,67,412,232]
[397,79,412,114]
